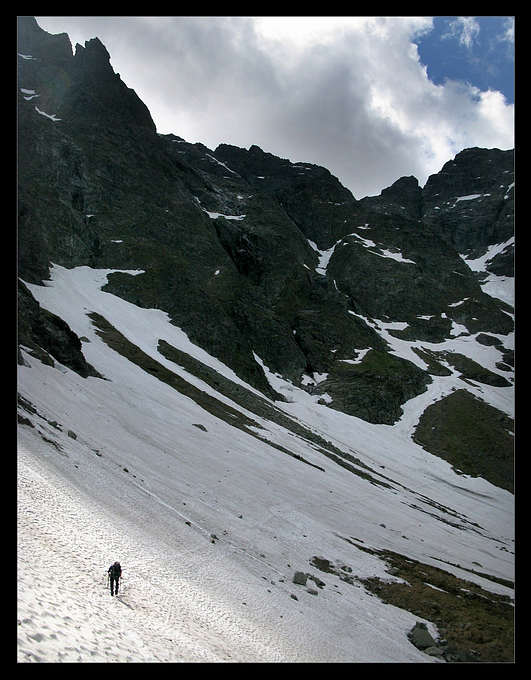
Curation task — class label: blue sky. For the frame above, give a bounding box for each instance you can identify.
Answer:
[414,17,514,104]
[32,16,514,198]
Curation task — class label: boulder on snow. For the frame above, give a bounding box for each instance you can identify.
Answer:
[408,622,438,650]
[293,571,308,586]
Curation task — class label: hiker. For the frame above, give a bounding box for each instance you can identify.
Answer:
[108,561,122,596]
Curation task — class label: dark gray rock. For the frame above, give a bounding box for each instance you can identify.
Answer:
[422,147,514,273]
[18,279,102,379]
[360,175,423,221]
[408,621,438,650]
[424,646,445,658]
[293,571,308,586]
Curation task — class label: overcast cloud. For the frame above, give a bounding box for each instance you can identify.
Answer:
[34,16,514,198]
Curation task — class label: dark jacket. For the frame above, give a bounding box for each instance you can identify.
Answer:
[108,562,122,579]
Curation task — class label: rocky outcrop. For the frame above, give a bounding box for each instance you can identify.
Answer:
[422,147,514,273]
[408,622,483,662]
[18,279,101,379]
[360,175,423,221]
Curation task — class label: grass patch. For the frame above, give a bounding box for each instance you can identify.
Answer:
[413,389,514,493]
[437,350,512,387]
[314,349,431,425]
[359,548,514,663]
[90,312,262,433]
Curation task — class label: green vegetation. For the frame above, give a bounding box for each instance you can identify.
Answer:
[315,349,431,425]
[360,548,514,663]
[413,389,514,493]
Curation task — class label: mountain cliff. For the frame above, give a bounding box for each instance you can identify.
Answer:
[18,17,514,491]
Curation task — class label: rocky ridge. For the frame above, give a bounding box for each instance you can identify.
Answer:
[18,18,514,492]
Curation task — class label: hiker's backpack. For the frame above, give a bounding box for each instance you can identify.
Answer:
[109,562,121,578]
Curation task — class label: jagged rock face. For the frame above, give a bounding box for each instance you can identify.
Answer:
[214,143,355,250]
[360,175,423,221]
[18,18,160,283]
[422,147,514,271]
[18,18,514,427]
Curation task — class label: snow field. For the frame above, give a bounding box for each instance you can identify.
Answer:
[17,424,435,663]
[17,265,514,662]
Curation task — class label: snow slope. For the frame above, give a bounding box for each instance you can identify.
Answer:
[17,265,514,663]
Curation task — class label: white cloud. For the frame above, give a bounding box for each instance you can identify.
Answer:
[500,17,515,44]
[35,16,514,198]
[442,16,481,49]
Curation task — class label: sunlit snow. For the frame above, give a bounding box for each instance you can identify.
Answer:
[18,264,514,663]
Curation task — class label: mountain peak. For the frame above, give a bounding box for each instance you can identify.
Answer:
[74,36,111,65]
[17,18,157,137]
[361,175,422,220]
[17,15,73,63]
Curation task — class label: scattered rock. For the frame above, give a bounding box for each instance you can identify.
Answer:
[308,574,326,589]
[293,571,307,586]
[407,622,483,662]
[408,621,438,651]
[424,646,445,658]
